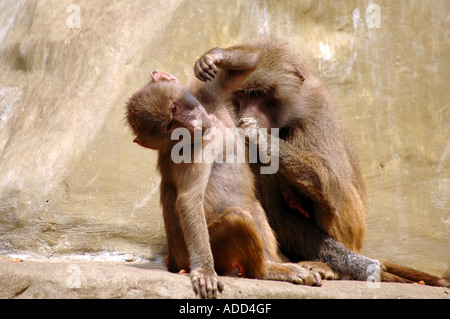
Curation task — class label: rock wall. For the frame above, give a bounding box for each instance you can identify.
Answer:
[0,0,448,276]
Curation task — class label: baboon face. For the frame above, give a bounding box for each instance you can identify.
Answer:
[126,81,211,150]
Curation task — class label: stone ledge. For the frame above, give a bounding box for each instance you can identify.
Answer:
[0,258,448,299]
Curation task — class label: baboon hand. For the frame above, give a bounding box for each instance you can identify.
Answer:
[265,262,323,286]
[194,49,223,82]
[286,263,323,286]
[239,117,260,145]
[190,268,224,299]
[298,261,340,280]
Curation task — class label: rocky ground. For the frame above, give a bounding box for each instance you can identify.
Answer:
[1,256,448,299]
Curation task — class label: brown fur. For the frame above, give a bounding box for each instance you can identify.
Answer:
[126,70,324,298]
[195,39,449,287]
[197,40,366,252]
[380,260,449,287]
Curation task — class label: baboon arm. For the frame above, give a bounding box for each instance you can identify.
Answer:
[250,124,340,214]
[177,197,214,271]
[175,165,215,273]
[195,46,261,78]
[174,164,225,298]
[277,138,339,213]
[194,46,261,96]
[214,46,261,71]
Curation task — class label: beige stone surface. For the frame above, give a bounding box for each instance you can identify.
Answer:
[0,0,448,279]
[0,258,448,299]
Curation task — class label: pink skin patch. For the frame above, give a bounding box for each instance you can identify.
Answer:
[290,200,310,218]
[232,263,244,277]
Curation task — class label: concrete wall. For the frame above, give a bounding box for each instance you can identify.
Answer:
[0,0,448,276]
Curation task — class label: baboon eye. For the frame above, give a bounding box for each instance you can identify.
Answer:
[167,122,173,131]
[237,90,246,96]
[171,104,177,113]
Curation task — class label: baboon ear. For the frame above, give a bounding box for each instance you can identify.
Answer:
[151,70,179,83]
[295,67,305,82]
[133,136,159,150]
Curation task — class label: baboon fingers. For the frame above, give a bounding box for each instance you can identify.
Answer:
[298,261,340,280]
[194,54,218,82]
[191,269,224,299]
[294,265,322,286]
[265,262,323,286]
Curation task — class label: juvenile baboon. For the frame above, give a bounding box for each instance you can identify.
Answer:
[126,70,329,298]
[194,40,449,287]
